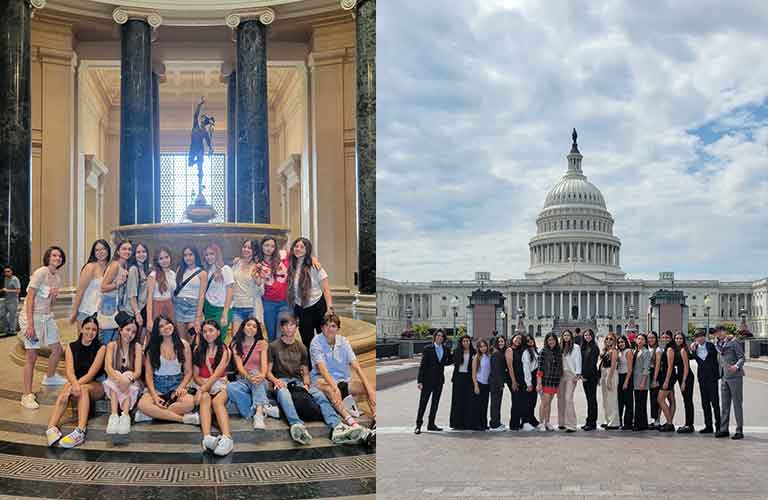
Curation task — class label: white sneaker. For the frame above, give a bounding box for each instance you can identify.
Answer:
[252,414,266,430]
[263,403,280,419]
[183,412,200,426]
[42,374,67,386]
[537,424,547,433]
[290,423,312,445]
[522,423,536,432]
[343,395,361,418]
[21,393,39,410]
[488,424,507,432]
[118,414,131,435]
[213,434,234,456]
[331,423,365,444]
[202,434,219,452]
[106,414,120,435]
[46,427,62,446]
[545,423,555,432]
[133,410,153,423]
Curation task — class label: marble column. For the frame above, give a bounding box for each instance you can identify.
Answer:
[119,20,155,225]
[0,0,32,287]
[235,20,270,223]
[152,71,161,222]
[356,0,375,293]
[226,71,237,222]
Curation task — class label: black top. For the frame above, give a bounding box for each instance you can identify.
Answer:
[600,350,613,369]
[510,348,525,387]
[581,340,600,380]
[417,344,452,387]
[70,338,103,380]
[489,348,510,389]
[689,341,720,382]
[657,346,673,384]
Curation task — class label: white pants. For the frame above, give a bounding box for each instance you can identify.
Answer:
[557,369,578,428]
[601,367,620,427]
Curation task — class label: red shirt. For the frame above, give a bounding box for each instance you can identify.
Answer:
[261,256,289,302]
[199,356,216,378]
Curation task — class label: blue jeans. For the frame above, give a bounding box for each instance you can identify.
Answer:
[231,307,254,324]
[309,385,341,429]
[100,329,118,344]
[262,299,289,342]
[226,378,267,419]
[274,377,305,426]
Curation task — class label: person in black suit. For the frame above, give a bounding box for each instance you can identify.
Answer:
[415,330,452,434]
[580,329,600,430]
[688,329,721,433]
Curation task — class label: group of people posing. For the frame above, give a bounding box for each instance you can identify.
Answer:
[416,327,745,440]
[17,237,376,454]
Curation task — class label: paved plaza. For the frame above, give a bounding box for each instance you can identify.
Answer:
[377,358,768,500]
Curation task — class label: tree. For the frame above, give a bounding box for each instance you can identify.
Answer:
[688,322,697,337]
[457,325,467,337]
[413,323,430,339]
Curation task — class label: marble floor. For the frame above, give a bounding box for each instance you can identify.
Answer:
[0,336,375,500]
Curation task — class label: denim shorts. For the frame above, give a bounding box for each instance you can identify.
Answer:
[174,296,198,323]
[76,311,94,322]
[154,373,183,395]
[231,307,254,324]
[99,329,118,345]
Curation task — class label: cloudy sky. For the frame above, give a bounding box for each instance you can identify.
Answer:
[377,0,768,283]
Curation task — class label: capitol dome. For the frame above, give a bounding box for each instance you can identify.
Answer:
[525,130,625,280]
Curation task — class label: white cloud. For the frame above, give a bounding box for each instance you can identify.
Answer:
[377,0,768,283]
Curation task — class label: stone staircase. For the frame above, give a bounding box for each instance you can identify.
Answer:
[552,319,596,335]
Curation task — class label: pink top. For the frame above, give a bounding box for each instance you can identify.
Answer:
[242,340,268,374]
[261,256,289,302]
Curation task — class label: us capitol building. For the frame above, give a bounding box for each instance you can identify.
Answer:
[377,131,768,339]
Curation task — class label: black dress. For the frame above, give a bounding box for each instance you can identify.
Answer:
[674,348,695,427]
[449,350,475,430]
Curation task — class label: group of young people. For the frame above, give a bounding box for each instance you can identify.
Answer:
[16,237,376,454]
[415,327,745,440]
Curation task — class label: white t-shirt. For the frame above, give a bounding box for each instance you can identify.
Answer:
[149,269,176,300]
[231,260,264,308]
[205,265,234,307]
[176,267,203,300]
[292,264,329,307]
[27,267,61,315]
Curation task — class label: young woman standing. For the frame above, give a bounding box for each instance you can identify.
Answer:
[536,333,562,432]
[617,336,635,430]
[127,242,150,342]
[471,339,491,431]
[202,243,234,341]
[20,246,67,409]
[599,335,620,429]
[69,240,110,324]
[287,238,333,349]
[507,334,526,431]
[647,332,662,428]
[488,335,509,431]
[673,332,695,433]
[146,247,176,328]
[522,335,539,430]
[103,316,143,435]
[99,240,132,344]
[557,330,581,432]
[449,335,475,430]
[258,237,290,342]
[580,329,600,431]
[46,316,106,448]
[230,240,264,337]
[174,247,207,343]
[632,333,651,431]
[656,331,677,432]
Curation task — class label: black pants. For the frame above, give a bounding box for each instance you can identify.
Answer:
[679,373,695,427]
[489,384,504,428]
[471,383,490,430]
[633,389,648,429]
[416,382,443,427]
[525,371,539,426]
[618,373,634,427]
[509,387,527,429]
[449,372,474,430]
[295,295,328,358]
[699,378,721,430]
[582,376,599,427]
[650,386,661,421]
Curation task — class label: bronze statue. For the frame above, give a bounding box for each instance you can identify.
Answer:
[188,96,215,197]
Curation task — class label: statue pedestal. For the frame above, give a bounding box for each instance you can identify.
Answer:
[112,222,290,262]
[184,192,217,223]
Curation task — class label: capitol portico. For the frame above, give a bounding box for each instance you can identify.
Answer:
[377,131,768,339]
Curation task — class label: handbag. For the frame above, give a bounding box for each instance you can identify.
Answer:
[97,267,127,330]
[287,382,324,422]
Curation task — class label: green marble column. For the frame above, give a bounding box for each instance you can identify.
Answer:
[152,71,161,222]
[0,0,32,288]
[356,0,376,294]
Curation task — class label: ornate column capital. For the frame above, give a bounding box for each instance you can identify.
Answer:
[340,0,357,9]
[225,8,276,29]
[112,7,163,29]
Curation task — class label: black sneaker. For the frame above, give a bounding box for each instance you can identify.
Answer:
[426,424,443,432]
[715,431,730,438]
[731,432,744,440]
[676,426,693,434]
[698,427,713,434]
[558,426,566,430]
[414,425,421,435]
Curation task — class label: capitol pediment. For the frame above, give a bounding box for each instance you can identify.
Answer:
[543,271,607,287]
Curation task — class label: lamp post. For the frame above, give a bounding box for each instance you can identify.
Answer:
[500,310,507,340]
[704,294,710,337]
[450,296,459,337]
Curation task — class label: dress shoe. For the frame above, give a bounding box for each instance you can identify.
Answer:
[698,427,713,434]
[658,424,675,432]
[558,426,566,430]
[426,424,443,432]
[676,426,693,434]
[715,431,730,438]
[731,432,744,440]
[581,425,596,431]
[414,425,421,435]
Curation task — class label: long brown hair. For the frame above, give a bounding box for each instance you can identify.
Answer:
[153,247,173,294]
[560,329,574,356]
[287,237,314,307]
